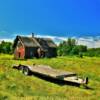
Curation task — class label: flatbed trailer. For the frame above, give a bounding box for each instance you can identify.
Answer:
[13,64,88,86]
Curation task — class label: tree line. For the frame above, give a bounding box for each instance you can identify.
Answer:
[57,38,87,57]
[0,41,13,54]
[57,38,100,57]
[0,39,100,57]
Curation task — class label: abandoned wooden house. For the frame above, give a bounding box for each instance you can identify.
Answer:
[13,34,57,59]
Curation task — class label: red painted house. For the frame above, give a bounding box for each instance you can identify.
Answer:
[13,35,57,59]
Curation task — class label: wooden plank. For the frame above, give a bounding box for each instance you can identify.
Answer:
[30,65,76,78]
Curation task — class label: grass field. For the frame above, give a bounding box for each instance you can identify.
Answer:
[0,54,100,100]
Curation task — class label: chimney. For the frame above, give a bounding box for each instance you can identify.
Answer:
[32,33,34,38]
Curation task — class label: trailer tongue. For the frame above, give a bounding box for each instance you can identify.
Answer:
[13,64,88,86]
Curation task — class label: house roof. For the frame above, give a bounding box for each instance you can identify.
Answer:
[36,38,57,49]
[13,35,57,49]
[19,36,40,47]
[13,36,40,48]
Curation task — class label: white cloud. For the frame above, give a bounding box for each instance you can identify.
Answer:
[36,34,67,41]
[76,36,100,48]
[34,35,100,48]
[0,38,14,43]
[0,32,100,48]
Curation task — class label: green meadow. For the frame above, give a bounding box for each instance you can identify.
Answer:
[0,54,100,100]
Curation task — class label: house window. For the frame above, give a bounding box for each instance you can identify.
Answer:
[30,52,33,56]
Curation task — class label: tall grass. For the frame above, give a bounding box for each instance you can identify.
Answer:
[0,54,100,99]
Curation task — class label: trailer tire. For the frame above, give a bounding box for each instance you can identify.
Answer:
[23,67,30,76]
[19,65,24,73]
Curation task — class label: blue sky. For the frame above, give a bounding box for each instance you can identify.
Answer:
[0,0,100,40]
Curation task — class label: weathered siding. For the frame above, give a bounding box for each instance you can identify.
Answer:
[25,47,38,58]
[14,46,25,59]
[45,48,57,58]
[14,41,25,59]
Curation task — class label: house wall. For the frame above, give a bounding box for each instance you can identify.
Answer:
[45,48,57,58]
[14,41,25,59]
[25,47,38,58]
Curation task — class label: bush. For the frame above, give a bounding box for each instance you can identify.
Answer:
[57,38,87,56]
[0,41,13,54]
[84,48,100,57]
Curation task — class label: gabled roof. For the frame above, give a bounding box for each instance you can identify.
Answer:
[13,35,57,49]
[19,36,40,47]
[13,36,40,48]
[36,38,57,49]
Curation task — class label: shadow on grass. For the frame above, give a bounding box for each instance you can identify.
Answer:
[30,72,93,90]
[84,85,94,90]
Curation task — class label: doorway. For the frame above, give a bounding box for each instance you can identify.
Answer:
[18,52,21,58]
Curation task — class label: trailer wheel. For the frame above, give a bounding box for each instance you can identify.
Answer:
[19,65,24,73]
[23,67,30,76]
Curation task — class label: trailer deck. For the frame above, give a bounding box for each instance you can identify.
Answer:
[30,65,76,79]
